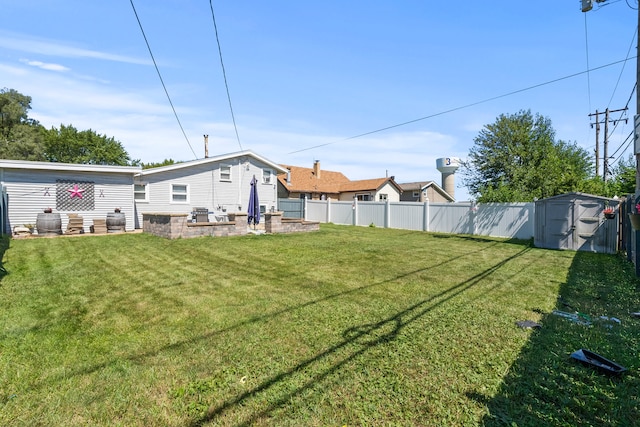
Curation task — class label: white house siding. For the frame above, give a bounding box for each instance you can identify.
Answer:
[338,182,401,202]
[1,167,136,234]
[376,182,401,202]
[134,155,281,228]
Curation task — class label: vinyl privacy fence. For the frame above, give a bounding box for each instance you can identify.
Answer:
[283,199,535,240]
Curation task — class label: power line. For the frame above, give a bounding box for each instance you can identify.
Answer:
[289,57,636,155]
[611,130,633,163]
[208,0,243,152]
[129,0,197,159]
[607,25,637,107]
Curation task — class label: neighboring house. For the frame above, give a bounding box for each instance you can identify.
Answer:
[134,150,288,228]
[399,181,455,203]
[338,178,403,202]
[277,160,403,202]
[278,161,350,200]
[0,159,140,234]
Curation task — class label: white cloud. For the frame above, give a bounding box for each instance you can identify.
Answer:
[20,59,69,72]
[0,31,149,65]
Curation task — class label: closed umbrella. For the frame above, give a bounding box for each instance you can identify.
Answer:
[248,175,260,228]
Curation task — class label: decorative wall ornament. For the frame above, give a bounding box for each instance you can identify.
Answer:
[56,180,95,211]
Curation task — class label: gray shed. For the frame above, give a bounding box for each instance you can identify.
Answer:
[534,192,620,254]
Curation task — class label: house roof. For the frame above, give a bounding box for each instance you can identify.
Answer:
[0,159,141,174]
[278,161,404,196]
[277,164,350,194]
[398,180,455,202]
[138,150,288,177]
[339,177,403,193]
[399,181,435,191]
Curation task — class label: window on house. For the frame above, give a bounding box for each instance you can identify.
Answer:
[171,184,189,203]
[412,191,419,198]
[262,169,272,184]
[134,183,148,202]
[356,194,371,201]
[379,193,388,201]
[220,165,231,181]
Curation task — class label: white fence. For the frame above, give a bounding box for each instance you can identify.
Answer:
[303,199,535,240]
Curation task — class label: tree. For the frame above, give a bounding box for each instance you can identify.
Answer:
[608,155,636,196]
[44,124,136,166]
[0,88,46,161]
[462,110,592,202]
[142,158,178,169]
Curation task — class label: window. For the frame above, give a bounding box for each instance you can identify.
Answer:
[134,183,148,202]
[171,184,189,203]
[412,191,420,198]
[379,193,388,201]
[262,169,272,184]
[356,194,371,201]
[220,165,231,181]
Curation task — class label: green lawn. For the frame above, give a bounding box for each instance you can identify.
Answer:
[0,224,638,426]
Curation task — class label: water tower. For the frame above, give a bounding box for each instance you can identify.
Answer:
[436,157,460,200]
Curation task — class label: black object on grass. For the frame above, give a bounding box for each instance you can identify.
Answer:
[570,349,627,375]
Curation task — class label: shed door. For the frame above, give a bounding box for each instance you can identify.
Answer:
[546,201,574,250]
[575,200,610,253]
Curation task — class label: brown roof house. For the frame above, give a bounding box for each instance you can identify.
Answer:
[398,181,454,203]
[277,160,403,201]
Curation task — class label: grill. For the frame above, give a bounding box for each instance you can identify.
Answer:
[193,207,209,223]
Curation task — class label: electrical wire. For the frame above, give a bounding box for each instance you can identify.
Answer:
[288,57,636,155]
[610,130,633,163]
[606,82,636,164]
[209,0,243,151]
[607,25,637,107]
[129,0,197,158]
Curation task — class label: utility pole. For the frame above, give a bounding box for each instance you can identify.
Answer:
[583,0,640,275]
[589,110,600,177]
[589,107,627,180]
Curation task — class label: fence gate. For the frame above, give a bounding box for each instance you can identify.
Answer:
[278,198,304,219]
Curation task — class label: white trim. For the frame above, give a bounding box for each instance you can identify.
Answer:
[134,183,148,203]
[220,164,232,182]
[170,183,190,204]
[262,169,272,184]
[137,150,288,177]
[0,159,140,174]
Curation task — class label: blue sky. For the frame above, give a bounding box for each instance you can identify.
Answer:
[1,1,638,201]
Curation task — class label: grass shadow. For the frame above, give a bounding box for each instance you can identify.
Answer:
[476,251,640,426]
[187,246,532,426]
[0,236,10,282]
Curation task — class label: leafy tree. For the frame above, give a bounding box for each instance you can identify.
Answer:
[44,124,137,166]
[142,159,178,169]
[608,154,636,196]
[0,88,46,160]
[462,110,592,202]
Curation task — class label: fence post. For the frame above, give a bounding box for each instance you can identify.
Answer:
[423,199,430,232]
[326,197,331,223]
[385,199,390,228]
[353,197,358,226]
[304,196,308,221]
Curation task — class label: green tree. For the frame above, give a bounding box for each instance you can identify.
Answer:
[0,88,46,160]
[608,154,636,195]
[44,124,137,166]
[462,110,592,202]
[142,158,178,169]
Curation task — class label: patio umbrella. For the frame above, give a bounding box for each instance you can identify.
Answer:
[247,174,260,228]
